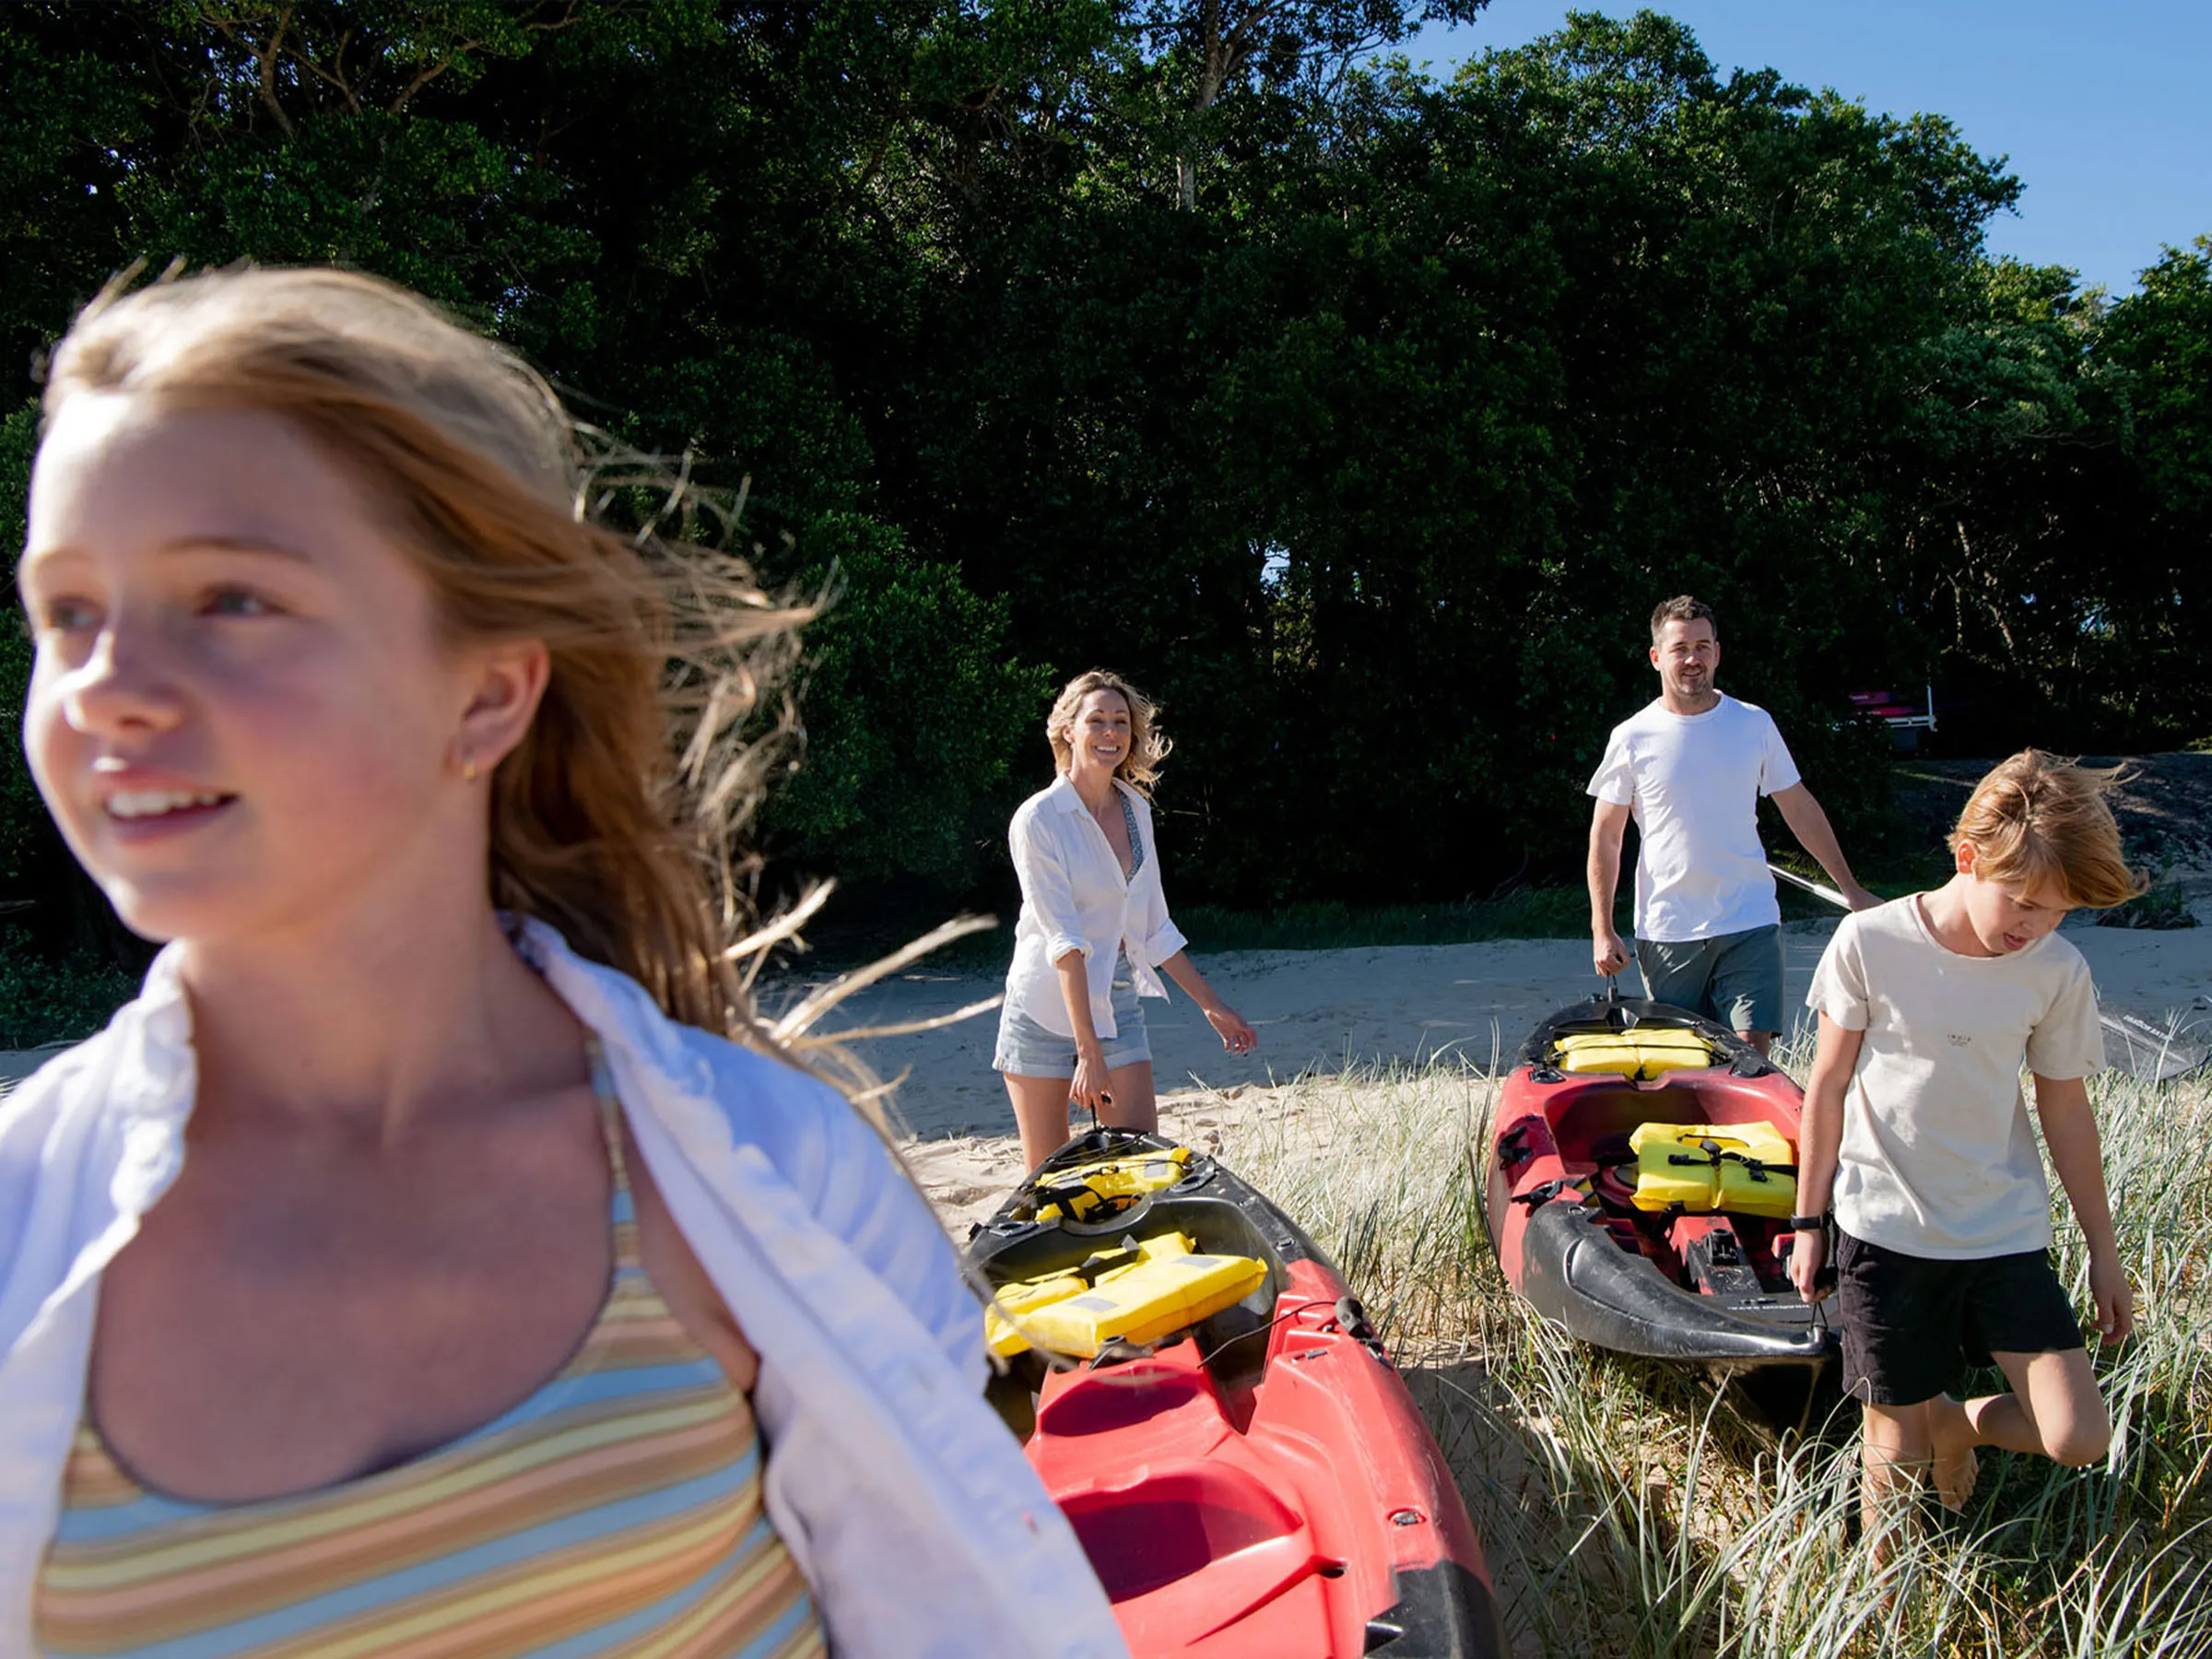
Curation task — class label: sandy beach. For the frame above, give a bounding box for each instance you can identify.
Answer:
[11,919,2210,1233]
[767,913,2212,1144]
[755,914,2212,1236]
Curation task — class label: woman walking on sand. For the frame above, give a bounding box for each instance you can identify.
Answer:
[994,670,1257,1170]
[2,267,1122,1659]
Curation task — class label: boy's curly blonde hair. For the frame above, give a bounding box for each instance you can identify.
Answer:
[1952,750,2147,910]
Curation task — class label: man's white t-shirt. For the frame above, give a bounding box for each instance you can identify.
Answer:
[1586,693,1801,942]
[1806,898,2105,1258]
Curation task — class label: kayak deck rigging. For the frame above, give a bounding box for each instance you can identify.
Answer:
[969,1127,1508,1657]
[1487,994,1840,1433]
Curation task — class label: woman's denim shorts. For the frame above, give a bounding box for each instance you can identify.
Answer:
[993,970,1151,1077]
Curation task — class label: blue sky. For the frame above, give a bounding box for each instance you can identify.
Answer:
[1397,1,2212,296]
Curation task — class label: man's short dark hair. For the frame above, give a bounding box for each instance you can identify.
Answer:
[1651,594,1717,644]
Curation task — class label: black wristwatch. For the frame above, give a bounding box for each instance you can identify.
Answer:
[1788,1214,1828,1231]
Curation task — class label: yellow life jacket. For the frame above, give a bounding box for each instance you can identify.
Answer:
[1554,1028,1719,1080]
[1031,1147,1194,1223]
[1628,1121,1797,1218]
[983,1230,1268,1358]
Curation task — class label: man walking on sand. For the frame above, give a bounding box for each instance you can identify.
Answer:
[1588,594,1879,1053]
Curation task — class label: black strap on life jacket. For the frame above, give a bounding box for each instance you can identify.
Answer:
[1663,1138,1797,1182]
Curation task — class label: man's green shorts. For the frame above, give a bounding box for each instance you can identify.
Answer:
[1635,924,1785,1035]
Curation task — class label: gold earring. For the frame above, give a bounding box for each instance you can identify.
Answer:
[461,752,478,783]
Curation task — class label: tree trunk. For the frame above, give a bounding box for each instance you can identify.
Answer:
[1179,0,1230,210]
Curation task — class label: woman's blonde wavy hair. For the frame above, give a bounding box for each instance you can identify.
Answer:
[1951,749,2147,910]
[1044,669,1171,797]
[42,266,947,1124]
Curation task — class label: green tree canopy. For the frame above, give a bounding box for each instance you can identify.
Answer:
[4,2,2208,937]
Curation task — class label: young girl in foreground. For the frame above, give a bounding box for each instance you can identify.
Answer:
[2,269,1124,1659]
[1791,751,2140,1540]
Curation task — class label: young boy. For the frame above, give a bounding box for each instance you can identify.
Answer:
[1790,750,2142,1532]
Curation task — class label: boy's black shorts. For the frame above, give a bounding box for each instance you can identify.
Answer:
[1835,1230,2084,1407]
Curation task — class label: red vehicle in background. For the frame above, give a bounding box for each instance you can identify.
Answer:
[1848,686,1936,750]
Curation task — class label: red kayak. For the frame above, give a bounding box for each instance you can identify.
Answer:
[1485,991,1837,1428]
[967,1126,1508,1657]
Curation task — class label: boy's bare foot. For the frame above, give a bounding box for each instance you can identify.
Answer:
[1927,1395,1980,1512]
[1934,1443,1979,1512]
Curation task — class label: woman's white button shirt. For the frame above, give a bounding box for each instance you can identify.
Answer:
[1003,776,1188,1041]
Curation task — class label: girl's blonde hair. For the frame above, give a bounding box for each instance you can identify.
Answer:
[1952,749,2147,910]
[1045,670,1170,796]
[45,267,807,1052]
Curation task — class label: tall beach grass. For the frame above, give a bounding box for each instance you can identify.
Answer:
[1198,1036,2212,1657]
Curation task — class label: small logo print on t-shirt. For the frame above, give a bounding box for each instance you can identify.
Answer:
[1947,1034,1972,1047]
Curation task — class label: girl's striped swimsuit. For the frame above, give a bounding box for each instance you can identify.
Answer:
[33,1063,826,1659]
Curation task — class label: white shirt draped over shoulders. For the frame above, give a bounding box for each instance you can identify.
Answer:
[1004,776,1188,1041]
[0,922,1126,1659]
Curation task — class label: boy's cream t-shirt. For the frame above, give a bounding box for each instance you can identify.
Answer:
[1806,896,2104,1258]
